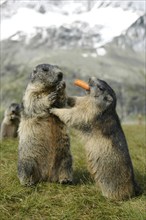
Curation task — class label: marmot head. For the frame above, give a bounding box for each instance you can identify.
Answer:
[88,77,117,111]
[31,64,64,88]
[31,64,66,107]
[5,103,20,120]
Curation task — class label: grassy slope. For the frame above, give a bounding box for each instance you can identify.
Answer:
[0,125,146,220]
[1,44,145,107]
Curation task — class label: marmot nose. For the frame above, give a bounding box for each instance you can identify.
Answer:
[57,72,63,81]
[42,65,49,72]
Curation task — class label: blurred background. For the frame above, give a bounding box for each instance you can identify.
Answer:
[0,0,145,123]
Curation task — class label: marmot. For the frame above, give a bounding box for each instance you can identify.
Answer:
[18,64,73,186]
[0,103,20,139]
[51,77,141,200]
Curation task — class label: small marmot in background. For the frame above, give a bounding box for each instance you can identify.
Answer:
[51,77,141,200]
[0,103,20,139]
[18,64,73,186]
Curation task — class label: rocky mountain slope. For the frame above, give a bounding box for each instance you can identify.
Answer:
[0,1,145,121]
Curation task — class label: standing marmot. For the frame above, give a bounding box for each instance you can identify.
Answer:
[51,77,141,200]
[0,103,20,139]
[18,64,73,186]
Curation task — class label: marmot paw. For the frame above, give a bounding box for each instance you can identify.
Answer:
[50,108,58,115]
[48,92,57,103]
[56,81,66,91]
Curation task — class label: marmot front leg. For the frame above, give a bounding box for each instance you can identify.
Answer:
[51,96,96,127]
[50,107,79,127]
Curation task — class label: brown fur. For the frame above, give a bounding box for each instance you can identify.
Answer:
[18,64,73,186]
[0,103,20,139]
[51,77,141,200]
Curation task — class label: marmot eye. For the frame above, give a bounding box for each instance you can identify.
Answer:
[58,72,63,81]
[42,66,49,72]
[33,68,37,74]
[98,86,104,91]
[88,78,95,86]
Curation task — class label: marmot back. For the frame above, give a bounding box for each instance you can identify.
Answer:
[51,77,141,200]
[18,64,73,186]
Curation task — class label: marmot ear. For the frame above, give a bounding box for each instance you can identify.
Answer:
[105,94,113,103]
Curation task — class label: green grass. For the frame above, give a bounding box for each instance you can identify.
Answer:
[0,125,146,220]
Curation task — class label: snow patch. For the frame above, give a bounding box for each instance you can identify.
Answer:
[82,53,89,58]
[96,48,106,56]
[1,5,139,47]
[0,0,7,5]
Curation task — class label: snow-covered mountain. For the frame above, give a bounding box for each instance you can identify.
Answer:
[1,1,145,119]
[1,0,145,51]
[113,14,146,52]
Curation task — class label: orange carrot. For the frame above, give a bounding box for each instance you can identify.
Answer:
[74,79,90,91]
